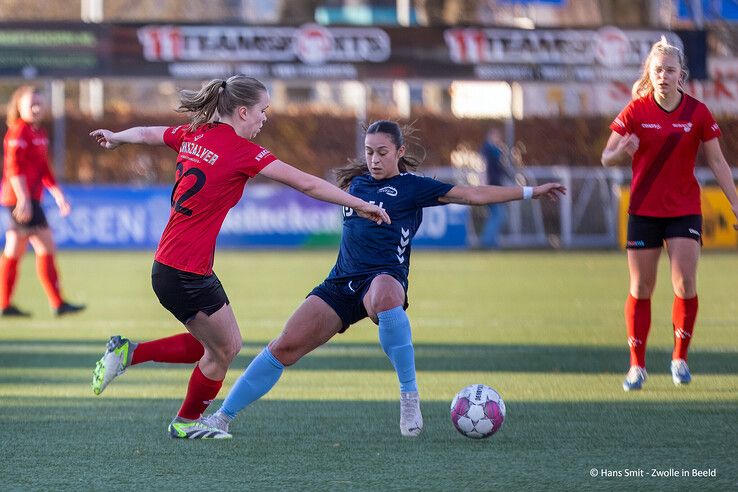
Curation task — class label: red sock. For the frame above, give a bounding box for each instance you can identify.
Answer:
[0,255,19,309]
[36,254,63,309]
[131,333,204,365]
[672,295,698,361]
[178,364,223,420]
[625,294,651,368]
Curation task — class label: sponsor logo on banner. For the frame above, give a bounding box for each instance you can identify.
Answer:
[444,26,682,67]
[137,24,390,65]
[0,185,467,250]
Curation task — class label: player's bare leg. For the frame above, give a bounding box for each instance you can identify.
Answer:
[365,275,422,436]
[623,248,659,391]
[207,296,343,432]
[666,237,700,385]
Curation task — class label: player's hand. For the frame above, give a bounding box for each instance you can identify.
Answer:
[55,195,71,217]
[533,183,567,201]
[12,200,32,223]
[89,129,120,149]
[355,202,391,225]
[619,133,640,157]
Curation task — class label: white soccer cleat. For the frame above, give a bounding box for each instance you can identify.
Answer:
[201,411,231,434]
[400,391,423,437]
[622,365,648,391]
[671,359,692,386]
[92,336,132,395]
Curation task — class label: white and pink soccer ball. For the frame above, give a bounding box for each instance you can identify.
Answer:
[450,384,506,439]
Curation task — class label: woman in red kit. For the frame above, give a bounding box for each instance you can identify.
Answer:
[89,75,390,439]
[1,85,85,317]
[602,37,738,391]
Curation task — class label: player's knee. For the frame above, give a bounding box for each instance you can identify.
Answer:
[630,280,655,299]
[673,278,697,298]
[268,340,301,367]
[369,294,404,316]
[207,343,239,368]
[224,339,241,361]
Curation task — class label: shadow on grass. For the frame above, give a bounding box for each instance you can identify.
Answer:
[2,398,737,489]
[1,339,737,374]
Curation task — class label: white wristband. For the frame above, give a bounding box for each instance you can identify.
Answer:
[522,186,533,200]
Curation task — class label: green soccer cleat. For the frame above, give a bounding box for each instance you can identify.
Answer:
[92,335,131,395]
[168,418,233,439]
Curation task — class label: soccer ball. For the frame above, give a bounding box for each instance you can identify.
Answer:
[450,384,506,439]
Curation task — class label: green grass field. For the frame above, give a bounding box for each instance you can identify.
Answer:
[1,250,736,490]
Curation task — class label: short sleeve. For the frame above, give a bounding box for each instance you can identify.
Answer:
[163,125,189,152]
[412,175,455,208]
[3,126,29,177]
[241,143,277,178]
[610,102,635,136]
[699,104,721,142]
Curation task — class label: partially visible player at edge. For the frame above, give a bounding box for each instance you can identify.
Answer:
[88,75,390,439]
[601,37,738,391]
[0,85,85,317]
[201,120,565,438]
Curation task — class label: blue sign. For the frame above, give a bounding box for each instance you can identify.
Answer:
[677,0,738,20]
[0,184,469,250]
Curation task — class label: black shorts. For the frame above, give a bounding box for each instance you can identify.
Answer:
[308,273,409,333]
[151,261,230,325]
[626,214,702,249]
[6,200,48,232]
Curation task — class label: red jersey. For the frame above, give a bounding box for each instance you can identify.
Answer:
[155,123,277,275]
[610,93,720,217]
[1,120,57,206]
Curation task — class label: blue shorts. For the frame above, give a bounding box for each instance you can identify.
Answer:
[308,273,408,333]
[626,214,702,249]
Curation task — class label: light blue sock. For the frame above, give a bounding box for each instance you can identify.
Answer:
[378,306,418,393]
[220,347,284,419]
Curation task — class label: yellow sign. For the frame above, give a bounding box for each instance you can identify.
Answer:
[618,186,738,249]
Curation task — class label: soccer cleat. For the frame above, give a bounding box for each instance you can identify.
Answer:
[400,391,423,437]
[92,336,131,395]
[201,411,231,434]
[54,301,86,317]
[622,365,648,391]
[168,417,232,439]
[1,305,31,317]
[671,359,692,386]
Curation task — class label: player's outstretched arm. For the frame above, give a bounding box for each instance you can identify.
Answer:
[703,138,738,230]
[89,126,168,149]
[259,160,391,225]
[439,182,566,206]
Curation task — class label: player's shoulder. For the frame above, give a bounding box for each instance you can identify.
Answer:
[682,93,712,115]
[627,95,652,113]
[4,121,30,145]
[166,124,191,137]
[399,172,442,185]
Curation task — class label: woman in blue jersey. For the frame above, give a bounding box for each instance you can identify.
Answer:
[205,120,565,437]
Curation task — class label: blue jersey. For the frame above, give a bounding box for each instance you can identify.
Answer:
[327,173,454,284]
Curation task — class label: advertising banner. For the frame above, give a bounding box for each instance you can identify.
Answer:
[0,22,707,82]
[0,185,468,250]
[618,186,738,249]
